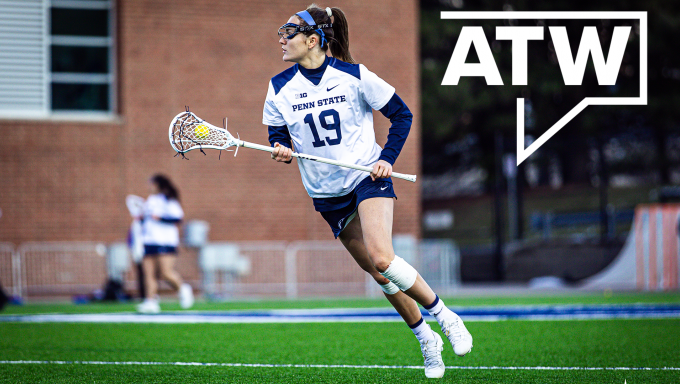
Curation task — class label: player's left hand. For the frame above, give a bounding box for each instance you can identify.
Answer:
[371,160,392,181]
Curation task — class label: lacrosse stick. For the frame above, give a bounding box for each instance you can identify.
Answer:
[125,195,145,218]
[168,110,417,182]
[125,195,145,263]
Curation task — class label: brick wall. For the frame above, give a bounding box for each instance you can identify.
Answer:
[0,0,420,244]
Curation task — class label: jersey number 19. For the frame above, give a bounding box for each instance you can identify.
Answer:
[304,109,341,148]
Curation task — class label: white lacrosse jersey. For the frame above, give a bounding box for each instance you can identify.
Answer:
[263,58,395,198]
[141,194,184,247]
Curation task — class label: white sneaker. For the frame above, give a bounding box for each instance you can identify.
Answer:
[136,298,160,314]
[421,331,445,378]
[179,283,194,309]
[441,314,473,356]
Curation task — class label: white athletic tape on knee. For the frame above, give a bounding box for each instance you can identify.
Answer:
[379,281,400,295]
[379,255,417,291]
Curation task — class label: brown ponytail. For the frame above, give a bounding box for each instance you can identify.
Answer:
[295,4,356,64]
[327,7,355,64]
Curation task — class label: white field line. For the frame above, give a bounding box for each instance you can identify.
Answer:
[2,305,679,324]
[0,360,678,371]
[1,312,680,324]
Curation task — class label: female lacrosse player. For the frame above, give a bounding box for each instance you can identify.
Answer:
[136,174,194,313]
[264,5,472,378]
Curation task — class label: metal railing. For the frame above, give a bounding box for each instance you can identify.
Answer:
[0,243,19,298]
[283,241,369,298]
[18,242,108,297]
[0,239,461,300]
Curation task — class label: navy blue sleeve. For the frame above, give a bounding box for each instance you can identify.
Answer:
[268,125,292,148]
[268,125,293,164]
[159,217,182,224]
[378,93,413,165]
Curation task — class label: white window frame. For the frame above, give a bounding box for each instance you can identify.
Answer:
[0,0,117,121]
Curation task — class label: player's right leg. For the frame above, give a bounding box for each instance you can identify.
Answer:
[338,216,445,378]
[142,256,158,299]
[137,255,160,314]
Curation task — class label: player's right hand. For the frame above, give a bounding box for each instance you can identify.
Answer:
[271,142,293,162]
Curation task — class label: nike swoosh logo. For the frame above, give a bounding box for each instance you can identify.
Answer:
[380,186,388,191]
[327,85,339,92]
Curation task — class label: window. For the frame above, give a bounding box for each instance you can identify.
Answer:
[0,0,116,119]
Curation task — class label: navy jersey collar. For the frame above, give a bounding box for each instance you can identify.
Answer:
[297,55,330,80]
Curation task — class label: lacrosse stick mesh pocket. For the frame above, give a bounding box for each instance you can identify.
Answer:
[171,111,230,153]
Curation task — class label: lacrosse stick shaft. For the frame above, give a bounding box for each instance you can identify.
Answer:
[239,141,417,183]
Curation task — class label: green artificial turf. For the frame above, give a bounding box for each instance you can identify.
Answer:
[1,293,679,383]
[1,365,677,384]
[1,319,679,383]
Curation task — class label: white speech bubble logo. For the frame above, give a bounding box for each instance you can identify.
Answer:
[440,12,648,165]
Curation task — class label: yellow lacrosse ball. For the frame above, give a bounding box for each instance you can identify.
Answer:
[194,124,210,139]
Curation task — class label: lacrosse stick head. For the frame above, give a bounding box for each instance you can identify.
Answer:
[125,194,145,217]
[169,111,240,154]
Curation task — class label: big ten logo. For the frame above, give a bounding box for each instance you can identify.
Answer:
[295,93,308,99]
[440,12,647,164]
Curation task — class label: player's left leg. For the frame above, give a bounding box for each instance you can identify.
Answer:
[338,215,445,378]
[158,254,182,290]
[158,254,193,309]
[339,215,423,324]
[358,197,473,357]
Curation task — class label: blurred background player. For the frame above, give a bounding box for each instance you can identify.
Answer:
[126,194,147,300]
[266,5,472,378]
[0,207,5,311]
[136,174,194,313]
[0,280,7,312]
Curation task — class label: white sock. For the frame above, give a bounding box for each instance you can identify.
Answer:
[409,318,435,344]
[425,295,456,327]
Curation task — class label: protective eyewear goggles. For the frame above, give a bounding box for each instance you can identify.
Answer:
[278,10,332,47]
[277,23,316,40]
